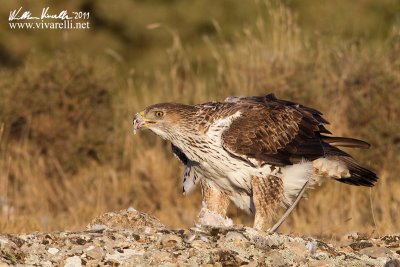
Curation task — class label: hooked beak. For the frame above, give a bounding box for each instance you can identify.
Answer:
[133,111,146,135]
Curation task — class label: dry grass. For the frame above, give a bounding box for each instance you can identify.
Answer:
[0,1,399,236]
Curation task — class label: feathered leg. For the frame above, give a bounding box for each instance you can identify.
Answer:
[201,181,230,215]
[251,175,284,231]
[197,180,232,227]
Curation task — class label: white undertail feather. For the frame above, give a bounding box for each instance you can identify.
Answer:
[313,158,350,179]
[230,193,253,213]
[280,161,314,205]
[281,158,352,205]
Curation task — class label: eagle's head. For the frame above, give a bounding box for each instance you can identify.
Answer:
[133,103,195,139]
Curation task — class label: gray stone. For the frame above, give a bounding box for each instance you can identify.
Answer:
[64,256,82,267]
[85,246,105,260]
[47,247,59,255]
[267,251,286,266]
[306,240,318,255]
[385,259,400,267]
[315,252,328,260]
[359,246,394,258]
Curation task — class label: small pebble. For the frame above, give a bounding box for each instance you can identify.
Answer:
[64,256,82,267]
[161,234,183,248]
[47,247,59,255]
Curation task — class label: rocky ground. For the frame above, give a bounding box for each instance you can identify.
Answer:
[0,209,399,266]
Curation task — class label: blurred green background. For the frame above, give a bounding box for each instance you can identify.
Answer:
[1,0,399,69]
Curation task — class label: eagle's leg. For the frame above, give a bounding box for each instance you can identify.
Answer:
[251,175,284,232]
[197,180,232,227]
[201,181,230,216]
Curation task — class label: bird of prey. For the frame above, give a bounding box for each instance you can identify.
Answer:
[133,93,378,231]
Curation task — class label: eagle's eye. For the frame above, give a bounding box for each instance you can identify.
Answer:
[154,111,164,118]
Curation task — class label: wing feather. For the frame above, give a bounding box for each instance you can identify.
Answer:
[222,104,304,166]
[222,94,372,167]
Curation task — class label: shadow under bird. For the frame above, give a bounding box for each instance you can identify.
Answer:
[133,93,378,232]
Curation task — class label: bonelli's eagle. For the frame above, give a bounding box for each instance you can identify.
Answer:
[133,94,378,231]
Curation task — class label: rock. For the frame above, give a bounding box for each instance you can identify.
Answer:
[240,261,258,267]
[66,245,86,256]
[41,260,53,267]
[212,249,247,266]
[64,256,82,267]
[267,250,286,266]
[183,233,196,244]
[306,240,318,255]
[382,235,400,244]
[24,254,41,265]
[0,208,398,266]
[87,208,165,230]
[105,248,144,263]
[85,259,102,267]
[85,246,105,260]
[47,247,59,255]
[199,235,210,243]
[190,239,209,250]
[148,251,174,265]
[160,234,183,249]
[315,252,328,260]
[285,241,308,262]
[350,240,373,251]
[225,231,248,246]
[308,259,330,267]
[252,235,279,251]
[359,246,394,258]
[89,224,107,232]
[385,259,400,267]
[0,238,9,245]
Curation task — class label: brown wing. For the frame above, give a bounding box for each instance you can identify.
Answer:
[225,93,332,134]
[222,94,377,186]
[221,102,346,166]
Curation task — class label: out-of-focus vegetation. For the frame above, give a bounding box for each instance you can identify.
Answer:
[0,0,399,236]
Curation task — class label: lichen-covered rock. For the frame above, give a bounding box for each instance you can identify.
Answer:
[160,234,183,249]
[359,246,394,258]
[0,208,399,266]
[87,208,165,230]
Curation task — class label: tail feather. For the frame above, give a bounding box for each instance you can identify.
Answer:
[321,136,371,149]
[335,157,378,187]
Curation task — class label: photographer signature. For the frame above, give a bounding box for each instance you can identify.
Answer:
[9,7,72,21]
